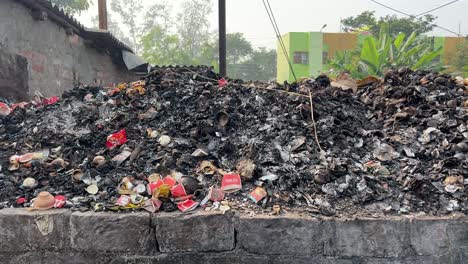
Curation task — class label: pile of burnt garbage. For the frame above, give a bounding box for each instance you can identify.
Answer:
[0,67,467,216]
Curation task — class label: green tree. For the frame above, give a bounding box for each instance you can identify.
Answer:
[142,26,189,65]
[240,47,277,80]
[49,0,90,15]
[176,0,212,63]
[342,11,436,37]
[227,33,253,64]
[110,0,144,54]
[143,1,173,33]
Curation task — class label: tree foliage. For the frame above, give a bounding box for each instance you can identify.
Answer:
[107,0,275,80]
[110,0,144,54]
[142,26,187,66]
[342,11,436,37]
[176,0,212,62]
[49,0,90,15]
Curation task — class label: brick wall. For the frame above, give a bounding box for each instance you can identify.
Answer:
[0,209,466,264]
[0,47,29,101]
[0,0,136,100]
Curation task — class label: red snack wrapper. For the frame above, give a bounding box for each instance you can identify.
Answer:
[143,198,162,213]
[54,195,66,208]
[42,96,59,106]
[116,195,131,206]
[171,184,187,198]
[147,180,164,195]
[0,102,11,116]
[209,188,225,202]
[221,173,242,193]
[10,102,29,110]
[218,78,228,88]
[177,199,199,212]
[106,129,128,149]
[162,176,176,188]
[16,197,26,204]
[248,187,267,203]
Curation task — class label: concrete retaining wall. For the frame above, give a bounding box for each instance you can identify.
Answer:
[0,209,466,264]
[0,0,135,100]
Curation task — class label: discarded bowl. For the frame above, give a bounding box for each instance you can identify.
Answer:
[158,135,171,147]
[133,183,146,194]
[130,194,144,204]
[33,192,55,210]
[0,102,12,116]
[86,184,99,195]
[50,158,66,168]
[8,161,19,171]
[22,177,37,189]
[72,169,84,181]
[92,156,106,166]
[147,173,161,183]
[180,176,199,195]
[215,111,229,127]
[9,155,20,163]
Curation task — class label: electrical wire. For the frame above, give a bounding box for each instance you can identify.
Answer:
[265,0,298,82]
[263,0,296,82]
[415,0,461,17]
[369,0,465,37]
[262,0,298,82]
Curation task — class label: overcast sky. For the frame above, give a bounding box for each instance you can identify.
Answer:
[78,0,467,49]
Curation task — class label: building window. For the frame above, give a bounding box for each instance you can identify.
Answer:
[322,51,329,64]
[293,52,308,64]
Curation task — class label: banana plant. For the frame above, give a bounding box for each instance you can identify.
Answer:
[339,24,444,77]
[328,25,442,78]
[360,25,393,76]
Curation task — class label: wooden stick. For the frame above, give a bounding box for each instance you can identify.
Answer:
[308,89,323,152]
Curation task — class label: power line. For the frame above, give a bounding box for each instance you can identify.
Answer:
[369,0,465,37]
[415,0,461,17]
[263,0,296,82]
[262,0,297,82]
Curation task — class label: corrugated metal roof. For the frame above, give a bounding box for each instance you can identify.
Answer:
[84,29,133,53]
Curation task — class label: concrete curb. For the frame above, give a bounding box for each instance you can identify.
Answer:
[0,209,466,263]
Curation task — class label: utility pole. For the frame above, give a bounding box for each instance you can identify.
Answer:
[98,0,108,30]
[218,0,226,76]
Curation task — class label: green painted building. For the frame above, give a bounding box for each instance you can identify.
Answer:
[277,32,466,83]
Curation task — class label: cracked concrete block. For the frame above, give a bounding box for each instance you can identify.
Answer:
[71,211,156,253]
[0,208,70,252]
[409,218,452,257]
[324,218,409,258]
[446,218,468,261]
[5,252,100,264]
[237,215,324,256]
[153,211,235,252]
[125,253,269,264]
[359,255,461,264]
[267,256,354,264]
